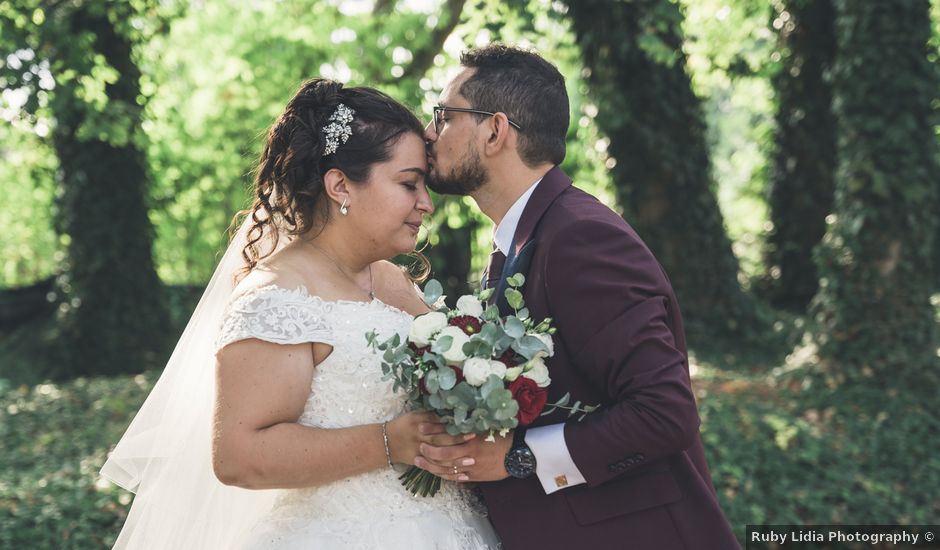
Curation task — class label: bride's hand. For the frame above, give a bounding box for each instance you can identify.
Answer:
[386,411,475,465]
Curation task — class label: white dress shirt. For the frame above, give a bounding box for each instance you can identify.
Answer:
[493,177,588,495]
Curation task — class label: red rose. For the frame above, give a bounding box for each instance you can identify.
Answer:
[449,315,483,335]
[498,349,519,369]
[509,377,548,426]
[409,343,431,355]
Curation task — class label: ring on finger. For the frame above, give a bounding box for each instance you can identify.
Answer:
[452,466,459,475]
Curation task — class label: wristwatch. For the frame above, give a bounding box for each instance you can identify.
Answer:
[504,428,537,479]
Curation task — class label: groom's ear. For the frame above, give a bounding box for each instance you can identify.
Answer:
[322,168,350,203]
[482,112,514,157]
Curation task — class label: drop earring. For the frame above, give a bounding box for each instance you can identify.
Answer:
[340,197,349,216]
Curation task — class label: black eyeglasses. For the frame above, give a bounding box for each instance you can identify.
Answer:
[433,105,522,134]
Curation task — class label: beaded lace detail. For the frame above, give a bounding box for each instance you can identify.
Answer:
[217,285,499,550]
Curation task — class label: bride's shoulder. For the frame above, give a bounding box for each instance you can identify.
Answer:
[228,262,319,307]
[217,267,335,351]
[373,260,430,316]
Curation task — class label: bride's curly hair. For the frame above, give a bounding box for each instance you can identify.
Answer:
[238,79,430,281]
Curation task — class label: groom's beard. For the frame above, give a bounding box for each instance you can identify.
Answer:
[427,144,488,196]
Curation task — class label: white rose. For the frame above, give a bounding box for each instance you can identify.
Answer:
[409,311,448,347]
[435,326,471,364]
[455,295,484,318]
[522,357,551,387]
[534,333,555,358]
[462,357,493,386]
[489,360,507,380]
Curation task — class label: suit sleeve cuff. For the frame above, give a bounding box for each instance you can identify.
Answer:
[524,423,587,494]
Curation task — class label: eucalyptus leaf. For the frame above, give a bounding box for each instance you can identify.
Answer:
[486,388,514,410]
[480,374,504,400]
[505,288,524,310]
[493,400,519,420]
[423,352,444,369]
[504,316,525,338]
[453,382,478,407]
[425,370,440,394]
[483,305,501,322]
[478,323,500,344]
[438,367,457,390]
[431,335,453,354]
[422,279,443,306]
[511,335,548,360]
[463,339,493,358]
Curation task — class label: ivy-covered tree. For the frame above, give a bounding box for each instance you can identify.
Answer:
[763,0,837,311]
[0,1,174,375]
[564,0,765,341]
[811,0,939,390]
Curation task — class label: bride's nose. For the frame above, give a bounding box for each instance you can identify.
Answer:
[416,186,434,215]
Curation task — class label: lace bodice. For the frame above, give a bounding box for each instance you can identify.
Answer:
[216,285,499,549]
[217,285,411,428]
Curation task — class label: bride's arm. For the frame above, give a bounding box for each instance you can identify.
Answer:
[212,339,463,490]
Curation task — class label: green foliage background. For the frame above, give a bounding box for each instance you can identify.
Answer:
[0,0,617,289]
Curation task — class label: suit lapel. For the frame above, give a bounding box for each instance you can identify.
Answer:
[491,166,572,315]
[510,166,572,258]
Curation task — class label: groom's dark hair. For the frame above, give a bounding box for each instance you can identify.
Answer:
[459,44,568,167]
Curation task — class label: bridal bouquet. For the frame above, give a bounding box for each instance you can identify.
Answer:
[366,274,596,497]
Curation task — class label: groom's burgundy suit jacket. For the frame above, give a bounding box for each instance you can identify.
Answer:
[478,167,739,550]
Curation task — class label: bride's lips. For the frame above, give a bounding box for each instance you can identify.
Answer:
[405,221,421,234]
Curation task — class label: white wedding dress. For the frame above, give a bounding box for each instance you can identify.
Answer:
[216,284,501,550]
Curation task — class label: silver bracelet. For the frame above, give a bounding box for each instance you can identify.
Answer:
[381,421,393,468]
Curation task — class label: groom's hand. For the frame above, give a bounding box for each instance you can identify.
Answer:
[414,422,512,483]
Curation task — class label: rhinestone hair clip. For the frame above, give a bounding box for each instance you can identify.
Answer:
[322,103,355,156]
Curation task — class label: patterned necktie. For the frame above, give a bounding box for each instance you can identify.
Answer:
[482,248,507,291]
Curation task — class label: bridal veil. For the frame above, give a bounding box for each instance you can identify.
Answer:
[100,218,281,549]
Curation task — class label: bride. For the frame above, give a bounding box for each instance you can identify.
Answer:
[101,79,500,549]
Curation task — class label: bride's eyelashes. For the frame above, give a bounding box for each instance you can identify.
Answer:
[401,182,419,191]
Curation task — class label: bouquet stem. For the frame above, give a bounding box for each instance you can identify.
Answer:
[399,465,443,497]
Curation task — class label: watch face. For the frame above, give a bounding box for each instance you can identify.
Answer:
[506,446,536,479]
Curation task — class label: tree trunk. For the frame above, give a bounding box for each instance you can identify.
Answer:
[763,0,837,312]
[565,0,765,342]
[811,0,939,389]
[52,6,169,376]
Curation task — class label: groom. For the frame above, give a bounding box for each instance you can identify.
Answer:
[417,44,738,549]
